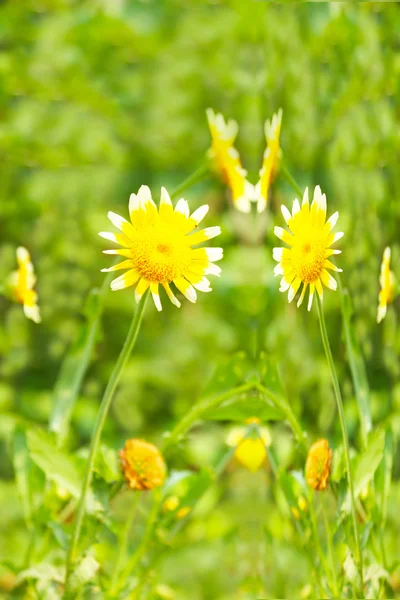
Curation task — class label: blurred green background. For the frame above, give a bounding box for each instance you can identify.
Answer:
[0,1,399,598]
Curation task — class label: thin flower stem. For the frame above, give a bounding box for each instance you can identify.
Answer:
[321,493,339,597]
[109,492,141,596]
[64,289,150,597]
[170,164,209,200]
[117,490,162,593]
[162,382,254,451]
[316,295,363,592]
[280,163,303,198]
[255,383,308,451]
[308,491,334,596]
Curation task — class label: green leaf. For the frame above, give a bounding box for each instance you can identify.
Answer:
[375,429,393,526]
[69,556,99,594]
[202,352,253,397]
[94,444,121,484]
[11,427,34,525]
[203,393,283,422]
[343,549,360,587]
[342,429,385,514]
[340,286,372,447]
[15,563,64,586]
[27,428,82,498]
[256,352,287,401]
[49,281,110,446]
[331,445,346,482]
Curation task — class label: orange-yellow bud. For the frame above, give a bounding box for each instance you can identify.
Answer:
[305,439,332,491]
[119,439,166,491]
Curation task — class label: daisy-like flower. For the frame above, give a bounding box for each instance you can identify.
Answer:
[8,247,41,323]
[377,247,395,323]
[119,438,166,491]
[255,108,283,213]
[273,186,344,311]
[226,417,271,473]
[305,438,332,491]
[99,186,223,311]
[206,108,255,213]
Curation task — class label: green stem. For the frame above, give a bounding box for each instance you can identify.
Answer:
[118,491,162,593]
[280,163,303,198]
[308,490,333,596]
[321,493,339,597]
[170,164,209,200]
[64,289,150,597]
[255,383,307,451]
[109,492,141,596]
[162,382,253,451]
[316,295,363,593]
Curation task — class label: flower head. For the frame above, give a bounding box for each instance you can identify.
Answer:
[305,439,332,491]
[99,186,223,311]
[273,186,344,311]
[8,247,41,323]
[206,108,255,213]
[377,247,395,323]
[226,417,271,472]
[255,108,283,213]
[119,439,166,491]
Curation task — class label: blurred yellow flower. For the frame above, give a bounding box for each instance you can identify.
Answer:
[99,186,223,311]
[291,506,300,520]
[305,439,332,491]
[206,108,255,213]
[273,186,343,311]
[255,108,283,213]
[226,418,271,472]
[298,495,308,513]
[176,506,191,519]
[163,495,179,512]
[119,439,166,491]
[8,247,41,323]
[377,246,395,323]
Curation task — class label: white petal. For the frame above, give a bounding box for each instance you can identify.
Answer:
[191,205,209,224]
[273,247,284,262]
[108,211,128,231]
[274,264,284,276]
[302,188,309,206]
[274,226,286,241]
[281,205,292,225]
[205,248,223,262]
[99,232,118,243]
[333,232,344,243]
[203,226,221,240]
[297,284,307,308]
[292,199,301,217]
[206,108,216,127]
[17,247,30,262]
[129,192,142,215]
[160,186,172,207]
[307,289,314,311]
[152,292,162,312]
[228,147,239,159]
[279,277,292,292]
[138,185,152,203]
[327,211,339,231]
[204,263,222,277]
[193,277,212,292]
[175,198,190,218]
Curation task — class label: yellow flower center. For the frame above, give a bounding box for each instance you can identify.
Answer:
[291,227,326,284]
[130,223,192,282]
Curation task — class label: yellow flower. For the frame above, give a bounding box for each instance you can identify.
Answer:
[8,247,41,323]
[206,108,255,213]
[377,247,395,323]
[163,495,179,512]
[176,506,191,519]
[298,495,308,513]
[305,439,332,491]
[119,439,166,491]
[291,506,300,520]
[273,186,344,311]
[226,418,271,473]
[255,108,283,213]
[99,186,223,311]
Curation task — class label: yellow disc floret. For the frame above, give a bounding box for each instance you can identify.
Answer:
[8,247,41,323]
[99,186,223,311]
[273,186,343,311]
